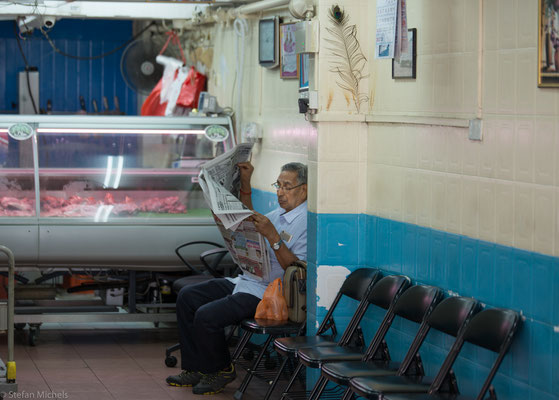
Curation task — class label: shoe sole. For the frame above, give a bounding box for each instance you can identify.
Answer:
[167,382,195,387]
[194,388,225,395]
[192,376,235,395]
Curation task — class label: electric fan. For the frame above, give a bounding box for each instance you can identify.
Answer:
[120,35,180,95]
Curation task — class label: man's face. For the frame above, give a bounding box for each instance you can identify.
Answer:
[275,170,307,212]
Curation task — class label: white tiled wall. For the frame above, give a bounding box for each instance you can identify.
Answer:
[365,0,559,257]
[207,16,313,192]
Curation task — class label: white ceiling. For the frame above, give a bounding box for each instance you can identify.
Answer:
[0,1,233,20]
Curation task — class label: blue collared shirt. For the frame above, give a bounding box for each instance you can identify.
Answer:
[227,200,307,299]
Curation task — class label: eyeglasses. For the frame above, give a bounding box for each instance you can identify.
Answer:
[271,182,306,192]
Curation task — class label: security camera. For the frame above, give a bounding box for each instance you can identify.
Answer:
[17,15,56,34]
[42,16,56,29]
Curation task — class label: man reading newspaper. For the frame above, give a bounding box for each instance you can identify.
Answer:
[166,160,308,395]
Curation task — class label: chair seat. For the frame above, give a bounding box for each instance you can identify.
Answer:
[320,359,401,385]
[274,335,337,356]
[297,345,364,368]
[350,375,432,399]
[241,318,303,335]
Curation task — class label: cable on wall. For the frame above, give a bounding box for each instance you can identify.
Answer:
[13,20,38,114]
[233,17,248,137]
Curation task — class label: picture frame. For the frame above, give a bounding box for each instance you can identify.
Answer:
[259,17,280,68]
[280,22,299,79]
[392,28,417,79]
[538,0,559,87]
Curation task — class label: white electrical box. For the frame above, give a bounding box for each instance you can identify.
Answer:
[295,20,320,54]
[18,70,39,115]
[105,288,124,306]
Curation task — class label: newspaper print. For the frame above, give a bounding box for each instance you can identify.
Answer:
[375,0,398,59]
[198,143,254,230]
[199,143,271,281]
[212,214,271,281]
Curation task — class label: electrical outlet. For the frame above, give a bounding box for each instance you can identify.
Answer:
[469,118,482,141]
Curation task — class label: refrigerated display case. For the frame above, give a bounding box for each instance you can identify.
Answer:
[0,114,235,270]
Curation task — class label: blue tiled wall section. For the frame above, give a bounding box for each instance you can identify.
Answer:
[251,188,277,215]
[307,212,559,400]
[0,20,136,115]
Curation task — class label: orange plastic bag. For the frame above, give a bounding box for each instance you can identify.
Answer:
[140,78,167,116]
[254,278,288,321]
[176,66,207,109]
[140,67,207,116]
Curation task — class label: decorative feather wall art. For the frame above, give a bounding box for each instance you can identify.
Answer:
[325,5,369,113]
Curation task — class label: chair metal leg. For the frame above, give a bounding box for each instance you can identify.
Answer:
[341,387,354,400]
[262,353,289,400]
[280,361,304,400]
[308,375,328,400]
[233,334,274,400]
[165,342,180,357]
[231,330,253,363]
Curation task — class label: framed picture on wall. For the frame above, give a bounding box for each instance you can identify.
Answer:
[280,22,298,79]
[538,0,559,87]
[392,28,417,79]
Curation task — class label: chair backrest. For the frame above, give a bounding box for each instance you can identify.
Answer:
[392,285,444,323]
[395,296,480,377]
[342,275,411,352]
[316,268,382,338]
[367,275,412,310]
[339,268,384,301]
[362,283,441,361]
[427,296,480,337]
[429,308,522,400]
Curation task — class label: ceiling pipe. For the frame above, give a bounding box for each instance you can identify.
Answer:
[229,0,290,17]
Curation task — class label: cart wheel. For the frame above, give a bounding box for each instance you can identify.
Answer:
[28,329,38,346]
[165,355,177,368]
[14,323,26,330]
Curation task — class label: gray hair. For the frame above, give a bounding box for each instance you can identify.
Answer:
[281,162,307,185]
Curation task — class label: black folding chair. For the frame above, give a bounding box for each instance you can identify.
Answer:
[374,308,522,400]
[316,284,444,400]
[164,241,236,367]
[347,298,496,400]
[280,274,412,400]
[232,267,382,400]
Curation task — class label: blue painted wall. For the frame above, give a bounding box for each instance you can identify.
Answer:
[252,188,558,399]
[305,212,558,400]
[0,20,137,115]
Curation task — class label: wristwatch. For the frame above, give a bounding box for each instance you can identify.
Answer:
[271,238,283,251]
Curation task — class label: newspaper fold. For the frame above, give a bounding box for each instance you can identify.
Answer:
[198,142,254,230]
[199,143,271,281]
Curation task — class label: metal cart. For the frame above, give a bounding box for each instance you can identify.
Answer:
[0,245,17,396]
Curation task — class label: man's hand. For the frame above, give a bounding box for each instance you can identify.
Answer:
[237,162,254,192]
[251,212,280,244]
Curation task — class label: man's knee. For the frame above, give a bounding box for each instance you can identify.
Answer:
[193,302,235,331]
[176,284,200,313]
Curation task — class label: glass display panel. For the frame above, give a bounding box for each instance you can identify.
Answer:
[0,131,36,217]
[36,125,231,220]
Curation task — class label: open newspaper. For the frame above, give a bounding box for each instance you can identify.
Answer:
[199,143,271,281]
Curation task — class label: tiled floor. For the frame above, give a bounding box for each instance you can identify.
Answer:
[1,323,288,400]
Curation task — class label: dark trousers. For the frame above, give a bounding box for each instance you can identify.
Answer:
[176,278,260,373]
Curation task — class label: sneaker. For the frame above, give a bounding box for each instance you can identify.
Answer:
[166,370,203,387]
[192,364,237,395]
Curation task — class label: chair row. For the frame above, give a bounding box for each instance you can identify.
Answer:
[232,267,522,400]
